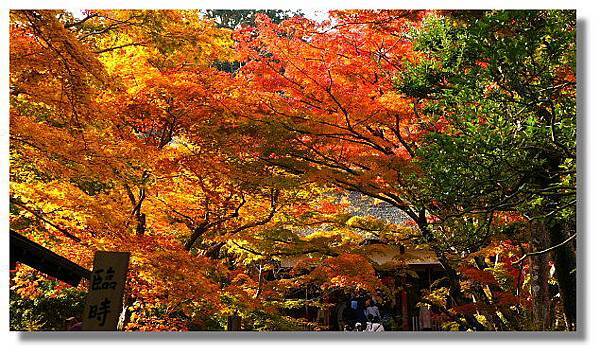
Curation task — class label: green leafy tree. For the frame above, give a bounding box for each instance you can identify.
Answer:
[397,10,576,329]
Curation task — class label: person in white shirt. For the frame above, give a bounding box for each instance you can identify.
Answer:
[370,316,385,332]
[365,315,373,332]
[363,298,381,319]
[365,314,385,332]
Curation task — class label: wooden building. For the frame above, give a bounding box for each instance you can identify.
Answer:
[279,239,445,331]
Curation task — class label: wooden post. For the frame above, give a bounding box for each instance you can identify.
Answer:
[82,251,130,331]
[401,289,409,330]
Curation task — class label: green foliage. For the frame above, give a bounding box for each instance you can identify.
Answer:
[244,309,311,331]
[10,283,86,331]
[394,10,576,330]
[398,10,576,226]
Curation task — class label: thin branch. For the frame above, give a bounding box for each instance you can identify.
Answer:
[94,42,146,54]
[10,198,81,242]
[64,13,99,28]
[513,233,576,265]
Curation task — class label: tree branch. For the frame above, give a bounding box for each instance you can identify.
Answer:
[513,233,576,265]
[10,198,81,242]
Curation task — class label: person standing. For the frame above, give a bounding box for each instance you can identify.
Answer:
[351,295,367,325]
[365,314,374,331]
[364,298,381,320]
[355,322,364,332]
[419,304,432,331]
[370,316,385,332]
[365,314,385,332]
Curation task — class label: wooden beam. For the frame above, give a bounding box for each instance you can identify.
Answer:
[10,230,91,287]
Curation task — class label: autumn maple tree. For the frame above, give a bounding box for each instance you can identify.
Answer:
[9,9,576,331]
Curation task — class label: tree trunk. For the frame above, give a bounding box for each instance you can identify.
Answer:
[254,264,264,298]
[529,221,550,330]
[536,147,576,330]
[417,220,486,331]
[547,220,576,330]
[184,222,209,251]
[135,212,146,238]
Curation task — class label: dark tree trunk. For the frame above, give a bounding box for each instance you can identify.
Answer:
[202,242,225,259]
[529,221,550,330]
[537,149,576,330]
[417,219,487,331]
[547,221,576,330]
[135,212,146,238]
[184,222,209,251]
